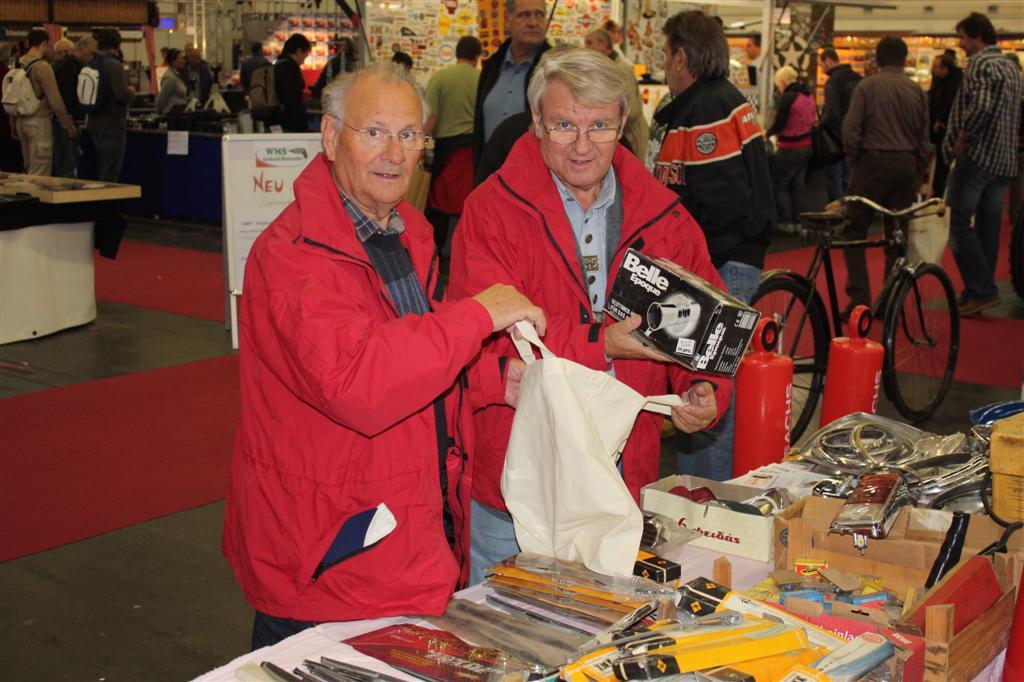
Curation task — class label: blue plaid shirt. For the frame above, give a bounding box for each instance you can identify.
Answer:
[339,192,406,242]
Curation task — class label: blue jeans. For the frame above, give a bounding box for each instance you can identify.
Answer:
[469,499,519,586]
[947,155,1008,301]
[676,261,761,481]
[826,158,851,202]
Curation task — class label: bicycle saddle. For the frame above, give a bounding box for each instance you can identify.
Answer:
[799,209,846,233]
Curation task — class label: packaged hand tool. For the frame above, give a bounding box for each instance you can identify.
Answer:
[677,578,846,652]
[811,632,894,682]
[828,473,908,552]
[344,624,540,682]
[564,617,808,682]
[426,598,591,670]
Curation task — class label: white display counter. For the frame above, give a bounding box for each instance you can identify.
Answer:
[0,221,96,344]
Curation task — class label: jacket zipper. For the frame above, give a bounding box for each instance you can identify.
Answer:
[497,175,682,318]
[301,234,457,584]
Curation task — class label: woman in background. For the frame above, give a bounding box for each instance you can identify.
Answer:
[768,65,815,234]
[156,48,188,115]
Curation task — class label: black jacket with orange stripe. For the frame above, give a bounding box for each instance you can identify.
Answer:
[649,78,776,269]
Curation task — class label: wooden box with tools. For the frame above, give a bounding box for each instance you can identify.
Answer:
[774,497,1022,681]
[773,496,1024,585]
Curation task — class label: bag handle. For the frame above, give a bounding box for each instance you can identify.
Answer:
[641,394,686,415]
[510,321,686,415]
[509,320,553,365]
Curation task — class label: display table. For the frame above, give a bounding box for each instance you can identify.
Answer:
[193,543,1007,681]
[0,174,140,344]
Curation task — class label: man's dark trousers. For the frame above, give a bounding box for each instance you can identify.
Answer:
[843,151,918,306]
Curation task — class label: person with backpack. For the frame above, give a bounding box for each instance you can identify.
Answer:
[239,42,269,94]
[4,29,77,176]
[85,28,134,182]
[51,36,96,178]
[274,34,311,133]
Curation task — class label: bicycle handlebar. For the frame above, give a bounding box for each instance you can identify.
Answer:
[840,195,946,219]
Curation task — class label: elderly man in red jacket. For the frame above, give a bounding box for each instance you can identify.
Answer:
[222,63,545,649]
[449,47,731,585]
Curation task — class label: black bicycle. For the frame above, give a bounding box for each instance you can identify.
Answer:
[752,196,960,441]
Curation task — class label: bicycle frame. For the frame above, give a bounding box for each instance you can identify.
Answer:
[800,227,910,338]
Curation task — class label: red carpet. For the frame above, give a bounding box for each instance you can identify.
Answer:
[0,355,239,561]
[764,216,1021,389]
[95,240,225,323]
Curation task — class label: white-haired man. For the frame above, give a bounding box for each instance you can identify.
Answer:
[222,64,546,649]
[449,47,731,585]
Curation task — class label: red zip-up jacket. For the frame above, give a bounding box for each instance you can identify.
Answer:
[222,153,496,622]
[449,134,732,511]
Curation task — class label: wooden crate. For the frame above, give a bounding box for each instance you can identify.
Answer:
[923,584,1017,682]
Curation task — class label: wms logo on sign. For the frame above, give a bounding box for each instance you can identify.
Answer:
[255,147,309,167]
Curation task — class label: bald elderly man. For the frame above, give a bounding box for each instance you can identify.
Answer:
[223,64,545,649]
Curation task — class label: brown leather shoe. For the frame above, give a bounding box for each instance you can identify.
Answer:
[957,297,1000,315]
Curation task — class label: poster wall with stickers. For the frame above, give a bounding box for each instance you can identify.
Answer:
[362,0,614,82]
[365,0,479,82]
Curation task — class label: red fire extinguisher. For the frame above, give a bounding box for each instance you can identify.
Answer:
[819,305,884,428]
[733,319,794,478]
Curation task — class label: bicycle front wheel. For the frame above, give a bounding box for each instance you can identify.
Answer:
[750,274,829,442]
[882,263,959,422]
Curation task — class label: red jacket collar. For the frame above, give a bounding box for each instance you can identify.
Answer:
[492,132,681,232]
[291,153,436,279]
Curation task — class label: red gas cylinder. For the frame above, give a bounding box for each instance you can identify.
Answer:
[819,306,884,428]
[733,319,794,478]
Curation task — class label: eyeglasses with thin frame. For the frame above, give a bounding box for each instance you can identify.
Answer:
[330,115,430,151]
[541,120,621,145]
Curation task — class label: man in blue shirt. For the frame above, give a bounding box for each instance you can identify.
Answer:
[471,0,551,170]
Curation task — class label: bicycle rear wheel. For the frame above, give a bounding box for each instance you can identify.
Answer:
[750,275,829,442]
[882,263,959,422]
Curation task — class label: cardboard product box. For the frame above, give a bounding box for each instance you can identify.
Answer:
[634,550,682,585]
[605,249,759,376]
[642,476,775,562]
[781,600,925,682]
[990,412,1024,522]
[771,496,1024,584]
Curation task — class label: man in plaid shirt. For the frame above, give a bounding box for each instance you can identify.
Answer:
[944,12,1023,315]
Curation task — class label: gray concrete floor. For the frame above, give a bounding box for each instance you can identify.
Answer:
[1,186,1021,681]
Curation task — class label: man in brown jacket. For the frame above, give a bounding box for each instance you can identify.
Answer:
[12,29,77,176]
[841,36,930,314]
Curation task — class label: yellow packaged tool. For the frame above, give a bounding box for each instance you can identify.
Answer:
[701,646,830,682]
[794,559,828,578]
[563,617,810,682]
